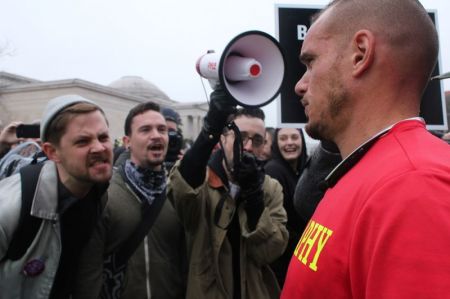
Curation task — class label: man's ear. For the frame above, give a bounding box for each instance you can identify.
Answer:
[351,29,375,77]
[41,142,60,162]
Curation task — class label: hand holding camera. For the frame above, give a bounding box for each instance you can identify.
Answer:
[0,122,23,146]
[233,151,265,195]
[234,151,265,230]
[166,129,183,163]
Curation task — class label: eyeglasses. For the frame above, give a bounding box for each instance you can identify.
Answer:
[240,131,265,148]
[223,126,265,148]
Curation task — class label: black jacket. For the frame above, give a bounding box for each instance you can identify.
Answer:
[263,128,307,286]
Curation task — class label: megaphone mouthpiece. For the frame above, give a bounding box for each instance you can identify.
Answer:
[224,56,262,81]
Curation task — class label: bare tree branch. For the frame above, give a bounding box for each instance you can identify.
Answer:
[0,39,16,57]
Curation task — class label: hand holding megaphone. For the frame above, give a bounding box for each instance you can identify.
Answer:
[203,86,237,138]
[195,30,286,108]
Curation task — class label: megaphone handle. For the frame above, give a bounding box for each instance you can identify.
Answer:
[220,122,243,176]
[208,79,220,90]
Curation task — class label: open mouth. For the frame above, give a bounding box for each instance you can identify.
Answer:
[89,158,110,167]
[148,143,165,152]
[284,147,298,152]
[283,148,299,156]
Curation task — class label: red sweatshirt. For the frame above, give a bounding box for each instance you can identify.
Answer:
[282,120,450,299]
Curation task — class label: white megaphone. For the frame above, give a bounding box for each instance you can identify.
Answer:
[196,30,285,107]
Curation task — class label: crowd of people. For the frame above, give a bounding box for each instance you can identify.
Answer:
[1,0,450,298]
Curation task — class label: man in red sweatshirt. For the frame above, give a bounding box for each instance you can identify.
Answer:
[281,0,450,298]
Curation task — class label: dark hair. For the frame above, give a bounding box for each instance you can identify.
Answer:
[124,102,160,136]
[229,107,265,122]
[265,126,275,139]
[46,102,106,145]
[161,107,182,126]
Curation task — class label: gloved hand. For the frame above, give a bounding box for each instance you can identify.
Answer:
[234,152,265,230]
[203,86,237,137]
[233,152,265,194]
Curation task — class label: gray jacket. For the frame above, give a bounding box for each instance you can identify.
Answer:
[0,161,61,299]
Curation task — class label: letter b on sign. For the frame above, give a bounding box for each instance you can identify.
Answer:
[297,25,308,40]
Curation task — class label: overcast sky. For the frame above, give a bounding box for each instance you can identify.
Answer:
[1,0,449,127]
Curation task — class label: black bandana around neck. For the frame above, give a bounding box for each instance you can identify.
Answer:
[124,159,166,205]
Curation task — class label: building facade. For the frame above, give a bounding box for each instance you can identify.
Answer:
[0,71,208,142]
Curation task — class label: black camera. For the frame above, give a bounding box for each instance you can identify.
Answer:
[16,124,40,139]
[166,129,183,163]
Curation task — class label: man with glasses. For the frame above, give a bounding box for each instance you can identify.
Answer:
[168,87,288,299]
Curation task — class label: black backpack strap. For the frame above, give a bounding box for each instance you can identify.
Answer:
[31,151,48,165]
[115,190,167,265]
[5,163,45,260]
[100,190,167,299]
[114,164,167,263]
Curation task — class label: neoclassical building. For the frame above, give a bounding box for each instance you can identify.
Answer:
[0,71,208,141]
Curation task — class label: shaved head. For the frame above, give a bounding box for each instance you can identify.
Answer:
[315,0,439,92]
